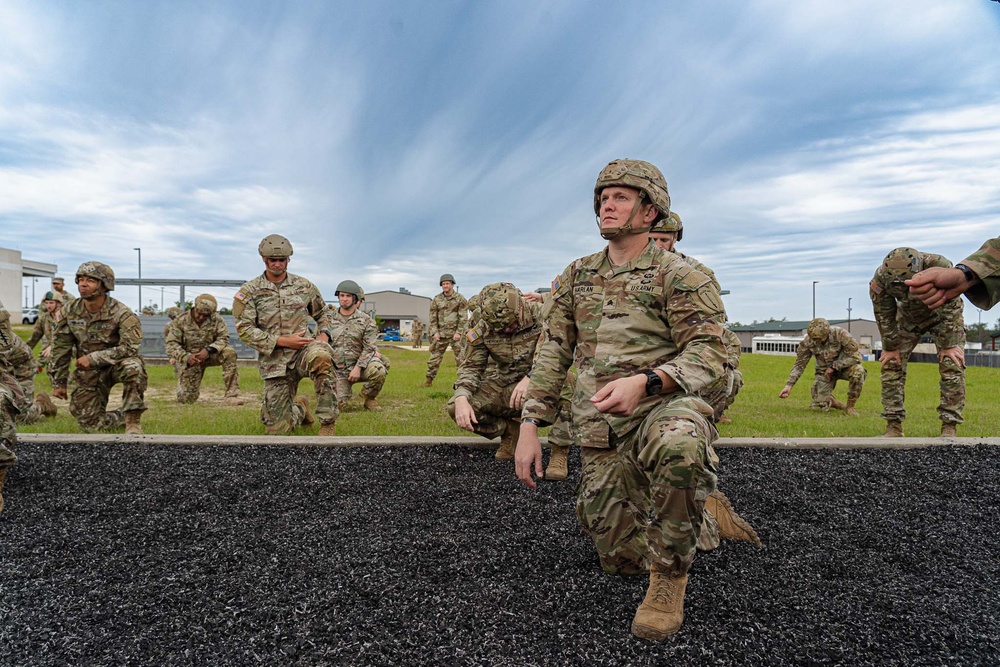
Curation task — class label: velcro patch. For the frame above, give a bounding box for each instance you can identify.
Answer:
[551,276,560,293]
[466,328,481,343]
[234,291,247,302]
[869,281,883,295]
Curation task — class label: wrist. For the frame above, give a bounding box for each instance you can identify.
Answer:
[640,369,663,396]
[955,264,978,285]
[522,417,542,428]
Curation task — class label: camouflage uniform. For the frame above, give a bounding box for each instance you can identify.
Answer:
[449,285,542,442]
[324,307,389,407]
[425,290,468,382]
[523,240,729,576]
[26,301,62,378]
[411,319,424,348]
[165,308,240,403]
[698,329,744,422]
[960,237,1000,310]
[50,295,147,432]
[784,325,866,409]
[234,272,337,432]
[871,249,965,425]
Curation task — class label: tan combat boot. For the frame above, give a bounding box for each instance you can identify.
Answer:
[266,421,292,436]
[124,411,143,435]
[826,396,846,411]
[940,423,957,438]
[705,490,762,546]
[362,394,382,411]
[844,397,859,417]
[222,395,246,406]
[318,422,336,437]
[422,378,433,387]
[631,565,688,640]
[883,420,904,437]
[294,396,315,427]
[495,420,519,460]
[34,393,58,417]
[544,444,569,481]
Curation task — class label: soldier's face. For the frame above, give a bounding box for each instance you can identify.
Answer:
[44,299,59,313]
[52,281,64,292]
[441,281,455,296]
[263,256,289,279]
[598,186,655,230]
[338,292,356,310]
[192,309,210,325]
[77,276,102,300]
[649,232,677,252]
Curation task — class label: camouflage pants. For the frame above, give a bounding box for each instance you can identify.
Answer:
[810,363,866,409]
[335,357,389,405]
[576,394,720,577]
[699,368,744,422]
[70,358,147,431]
[175,347,240,403]
[447,376,520,440]
[425,332,463,380]
[0,369,28,445]
[547,371,577,449]
[260,341,337,432]
[880,332,965,424]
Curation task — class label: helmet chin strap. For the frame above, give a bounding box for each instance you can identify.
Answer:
[597,195,653,240]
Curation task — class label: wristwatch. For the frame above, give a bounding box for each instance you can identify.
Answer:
[955,264,977,284]
[640,370,663,396]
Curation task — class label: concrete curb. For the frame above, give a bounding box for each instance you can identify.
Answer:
[17,433,1000,449]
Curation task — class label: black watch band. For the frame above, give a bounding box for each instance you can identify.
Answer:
[641,370,663,396]
[955,264,977,284]
[522,418,543,427]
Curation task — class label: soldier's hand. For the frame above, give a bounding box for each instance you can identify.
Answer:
[452,332,461,342]
[939,346,965,367]
[515,424,544,489]
[880,349,901,369]
[316,331,330,344]
[591,375,646,416]
[348,366,362,383]
[779,385,791,399]
[277,330,312,350]
[52,387,68,400]
[824,367,834,380]
[76,355,91,369]
[509,376,531,410]
[522,291,544,303]
[906,267,972,309]
[453,396,478,431]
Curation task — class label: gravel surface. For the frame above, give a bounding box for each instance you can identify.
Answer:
[2,443,998,666]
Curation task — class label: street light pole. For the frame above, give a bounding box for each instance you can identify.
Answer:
[134,247,142,313]
[812,281,819,319]
[847,297,852,333]
[24,285,28,308]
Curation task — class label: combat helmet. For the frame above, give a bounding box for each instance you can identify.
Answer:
[166,306,182,319]
[593,159,670,239]
[42,291,57,302]
[807,317,830,341]
[439,273,456,285]
[650,211,683,241]
[478,282,522,331]
[879,247,923,298]
[335,280,363,303]
[258,234,293,258]
[194,294,217,314]
[75,261,115,291]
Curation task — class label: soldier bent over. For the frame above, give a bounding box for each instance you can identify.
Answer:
[779,318,866,416]
[165,294,242,405]
[516,159,760,641]
[323,280,389,412]
[50,262,147,434]
[450,282,541,461]
[235,235,337,436]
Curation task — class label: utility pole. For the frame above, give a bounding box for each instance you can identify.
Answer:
[847,297,852,333]
[812,281,819,319]
[134,247,142,313]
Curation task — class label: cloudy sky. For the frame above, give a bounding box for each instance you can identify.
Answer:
[3,1,999,327]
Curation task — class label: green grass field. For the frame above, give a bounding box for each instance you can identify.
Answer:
[14,324,998,438]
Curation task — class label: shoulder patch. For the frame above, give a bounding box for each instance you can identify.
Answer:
[234,291,247,302]
[551,276,560,293]
[869,281,883,295]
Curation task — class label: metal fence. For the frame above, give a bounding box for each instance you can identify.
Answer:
[140,315,258,360]
[883,351,1000,369]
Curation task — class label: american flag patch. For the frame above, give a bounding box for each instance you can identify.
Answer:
[869,281,883,295]
[467,329,481,343]
[234,291,247,302]
[551,276,560,292]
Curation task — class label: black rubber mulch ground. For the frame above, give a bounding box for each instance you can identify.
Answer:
[1,442,997,666]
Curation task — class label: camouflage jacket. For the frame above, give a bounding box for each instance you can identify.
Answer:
[961,237,1000,311]
[723,329,742,370]
[165,311,231,364]
[0,304,35,386]
[54,289,75,306]
[785,326,862,387]
[676,252,721,292]
[324,307,380,371]
[428,291,468,337]
[234,272,333,379]
[50,296,143,388]
[26,307,62,350]
[523,241,727,446]
[454,300,542,400]
[870,252,965,351]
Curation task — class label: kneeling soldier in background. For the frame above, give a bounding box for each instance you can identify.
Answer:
[165,294,242,405]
